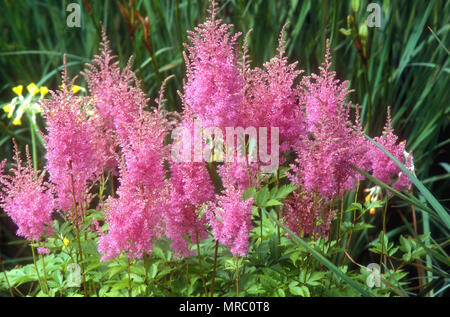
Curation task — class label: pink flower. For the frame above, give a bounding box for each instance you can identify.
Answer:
[117,109,170,189]
[37,247,51,255]
[206,166,254,256]
[283,190,335,239]
[83,28,147,141]
[291,44,368,199]
[41,67,111,212]
[0,159,5,175]
[97,174,167,261]
[368,108,413,192]
[165,113,215,257]
[0,143,55,242]
[183,0,244,129]
[241,24,305,153]
[98,91,173,261]
[217,160,258,192]
[300,40,352,133]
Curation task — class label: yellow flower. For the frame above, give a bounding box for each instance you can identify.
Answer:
[2,104,12,113]
[62,237,70,250]
[6,104,16,118]
[12,117,22,126]
[60,84,83,94]
[12,85,23,96]
[369,208,376,215]
[27,83,40,96]
[72,85,82,93]
[40,86,49,98]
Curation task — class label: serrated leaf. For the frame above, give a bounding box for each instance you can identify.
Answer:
[255,186,269,206]
[265,199,283,207]
[274,184,297,200]
[289,283,310,297]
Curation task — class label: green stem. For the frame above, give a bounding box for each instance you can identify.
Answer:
[38,242,49,294]
[235,255,240,297]
[29,118,38,171]
[276,169,281,243]
[127,258,132,297]
[337,193,344,243]
[195,229,208,296]
[31,244,46,295]
[380,197,389,270]
[143,253,149,297]
[343,181,360,265]
[260,208,263,242]
[0,253,14,296]
[210,240,219,297]
[69,168,87,297]
[363,68,374,134]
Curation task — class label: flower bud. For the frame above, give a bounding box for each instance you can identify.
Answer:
[359,23,369,46]
[351,0,361,13]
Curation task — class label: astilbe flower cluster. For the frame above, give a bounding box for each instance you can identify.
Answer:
[97,167,168,261]
[82,28,147,174]
[300,43,352,134]
[0,0,417,262]
[0,144,55,243]
[283,190,335,238]
[183,1,244,129]
[41,68,111,213]
[291,43,369,200]
[165,104,216,257]
[206,167,254,256]
[83,29,147,141]
[98,93,174,261]
[217,160,259,192]
[368,109,413,192]
[241,24,305,153]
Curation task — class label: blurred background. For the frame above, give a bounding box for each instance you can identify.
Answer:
[0,0,448,273]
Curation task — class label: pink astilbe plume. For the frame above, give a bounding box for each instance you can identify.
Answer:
[283,190,335,239]
[97,172,167,261]
[291,44,369,199]
[98,81,174,261]
[242,24,305,153]
[183,0,244,128]
[117,109,170,189]
[0,143,55,242]
[41,62,111,212]
[82,27,146,175]
[83,28,148,140]
[217,161,258,192]
[368,108,413,192]
[291,115,366,199]
[300,41,352,133]
[206,166,254,256]
[166,108,215,257]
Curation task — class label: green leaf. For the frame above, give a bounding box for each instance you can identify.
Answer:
[265,199,283,207]
[265,210,375,297]
[255,186,269,207]
[273,184,297,200]
[289,282,310,297]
